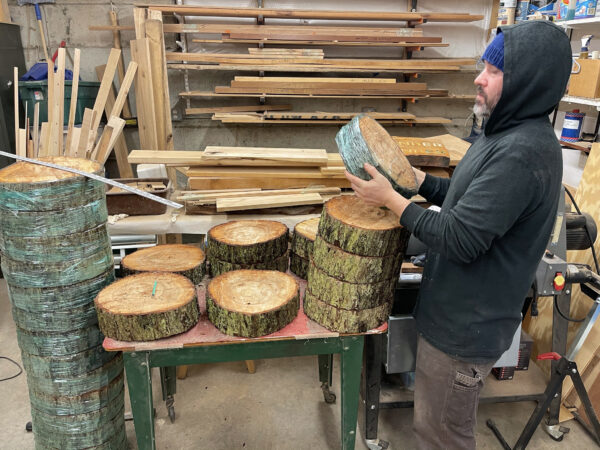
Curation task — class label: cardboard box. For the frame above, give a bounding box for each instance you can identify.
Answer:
[568,59,600,98]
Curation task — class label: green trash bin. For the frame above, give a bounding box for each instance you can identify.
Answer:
[19,81,100,126]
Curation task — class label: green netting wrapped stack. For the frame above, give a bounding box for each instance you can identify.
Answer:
[0,157,126,450]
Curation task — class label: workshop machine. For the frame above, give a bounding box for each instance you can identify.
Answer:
[361,187,600,450]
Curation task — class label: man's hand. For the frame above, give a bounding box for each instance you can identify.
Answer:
[345,163,395,207]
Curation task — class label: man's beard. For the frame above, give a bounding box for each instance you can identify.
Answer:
[473,86,494,120]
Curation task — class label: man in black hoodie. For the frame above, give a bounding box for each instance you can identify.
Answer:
[345,21,572,449]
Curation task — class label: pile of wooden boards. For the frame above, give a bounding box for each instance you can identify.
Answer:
[13,48,135,177]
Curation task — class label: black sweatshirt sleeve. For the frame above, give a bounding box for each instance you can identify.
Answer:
[400,151,538,264]
[417,173,451,206]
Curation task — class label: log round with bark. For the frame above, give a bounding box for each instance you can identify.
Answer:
[304,290,392,333]
[291,217,320,259]
[207,269,299,337]
[208,220,288,264]
[94,272,199,341]
[312,236,402,283]
[318,195,410,257]
[209,252,289,278]
[289,252,309,279]
[122,244,206,284]
[306,261,395,309]
[336,115,418,198]
[0,157,104,212]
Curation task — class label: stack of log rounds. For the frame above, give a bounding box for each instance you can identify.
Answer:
[290,217,320,279]
[207,220,289,277]
[121,244,206,284]
[305,195,409,333]
[207,269,299,337]
[95,272,199,341]
[0,157,126,450]
[336,115,418,199]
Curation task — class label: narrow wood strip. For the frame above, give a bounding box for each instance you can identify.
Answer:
[13,67,19,155]
[90,123,113,162]
[216,193,323,212]
[110,10,132,118]
[229,80,427,91]
[38,122,48,157]
[18,128,26,157]
[191,38,447,48]
[188,176,350,190]
[186,104,291,114]
[45,60,53,151]
[95,116,126,166]
[234,76,397,83]
[130,38,159,150]
[76,108,96,158]
[65,48,81,156]
[32,102,40,158]
[186,166,344,179]
[179,187,340,201]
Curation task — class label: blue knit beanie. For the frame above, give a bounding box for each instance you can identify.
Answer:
[482,31,504,71]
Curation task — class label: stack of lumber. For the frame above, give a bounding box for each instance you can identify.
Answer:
[95,272,199,341]
[305,195,410,333]
[13,48,136,178]
[121,244,206,284]
[207,220,289,277]
[290,217,320,279]
[207,269,300,337]
[0,157,126,448]
[393,136,452,178]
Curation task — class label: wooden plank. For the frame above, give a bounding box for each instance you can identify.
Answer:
[188,176,350,190]
[50,49,65,156]
[180,90,446,100]
[263,112,416,120]
[392,137,450,168]
[45,60,53,150]
[327,153,344,167]
[169,63,461,74]
[87,48,121,153]
[186,166,345,179]
[90,124,113,162]
[76,108,96,158]
[212,113,451,125]
[0,0,10,24]
[215,87,433,96]
[192,38,447,48]
[110,61,137,118]
[145,20,167,152]
[216,193,323,212]
[130,38,159,150]
[94,116,126,166]
[38,122,49,157]
[69,127,81,158]
[234,76,397,84]
[110,10,132,118]
[133,7,146,40]
[178,187,341,202]
[18,129,26,158]
[186,104,291,115]
[65,48,81,156]
[423,134,470,166]
[145,5,484,22]
[13,67,19,155]
[32,102,40,158]
[229,80,428,91]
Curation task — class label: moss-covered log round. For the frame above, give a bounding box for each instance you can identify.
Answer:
[16,325,103,357]
[94,272,199,341]
[208,220,288,264]
[304,290,392,333]
[291,217,320,259]
[290,253,309,279]
[306,261,396,309]
[318,195,410,257]
[122,244,206,284]
[209,252,289,278]
[207,270,299,337]
[312,236,402,283]
[28,371,123,416]
[0,157,104,212]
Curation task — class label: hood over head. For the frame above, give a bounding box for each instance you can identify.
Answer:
[484,21,572,136]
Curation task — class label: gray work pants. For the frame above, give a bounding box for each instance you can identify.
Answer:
[413,334,495,450]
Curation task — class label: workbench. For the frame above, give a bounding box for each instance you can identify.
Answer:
[103,279,385,450]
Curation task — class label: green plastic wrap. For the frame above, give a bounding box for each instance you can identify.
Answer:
[7,269,114,312]
[22,344,116,379]
[0,177,105,212]
[17,326,104,357]
[34,423,127,450]
[0,224,110,263]
[12,302,98,333]
[0,198,108,238]
[2,247,114,288]
[27,354,123,397]
[28,371,123,416]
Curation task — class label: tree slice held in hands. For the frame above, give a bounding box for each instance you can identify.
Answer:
[122,244,206,284]
[207,269,299,337]
[318,195,409,257]
[291,217,320,259]
[335,115,418,198]
[94,272,199,341]
[209,252,289,277]
[208,220,288,264]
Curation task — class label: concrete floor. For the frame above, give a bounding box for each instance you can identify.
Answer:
[0,278,597,450]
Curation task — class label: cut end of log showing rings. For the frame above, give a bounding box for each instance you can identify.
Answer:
[121,244,206,284]
[336,115,418,199]
[290,217,320,279]
[208,219,289,276]
[207,269,299,337]
[0,156,100,183]
[95,272,199,341]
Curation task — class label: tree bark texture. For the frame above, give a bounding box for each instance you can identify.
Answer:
[289,253,309,279]
[312,236,402,283]
[318,195,410,257]
[208,252,288,278]
[306,261,395,309]
[336,115,418,198]
[304,290,392,333]
[208,220,289,264]
[291,217,319,259]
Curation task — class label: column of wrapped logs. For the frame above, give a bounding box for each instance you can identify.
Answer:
[0,157,127,450]
[121,244,206,284]
[207,269,299,337]
[95,272,199,341]
[305,195,410,333]
[290,217,320,280]
[207,220,289,277]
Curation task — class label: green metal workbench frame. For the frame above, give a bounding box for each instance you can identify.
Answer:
[122,335,365,450]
